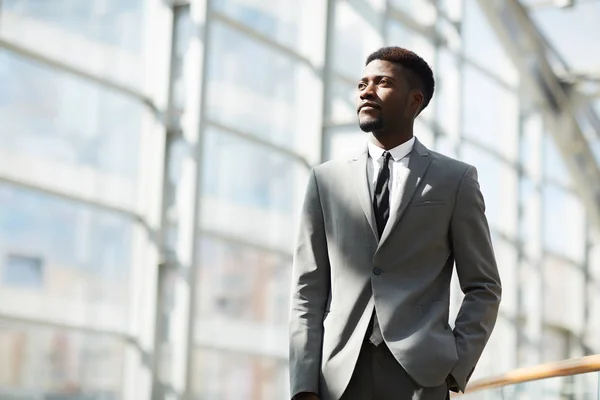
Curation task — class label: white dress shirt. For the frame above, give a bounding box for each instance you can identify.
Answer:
[367,137,415,216]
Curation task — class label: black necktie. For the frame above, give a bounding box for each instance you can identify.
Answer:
[373,151,391,238]
[369,151,391,346]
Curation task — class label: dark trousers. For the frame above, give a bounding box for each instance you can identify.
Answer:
[340,341,450,400]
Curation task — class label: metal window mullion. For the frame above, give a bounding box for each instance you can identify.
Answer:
[181,0,212,396]
[583,221,592,346]
[194,342,288,361]
[149,0,205,395]
[0,38,158,113]
[210,10,319,73]
[199,228,293,260]
[320,0,336,163]
[0,313,132,343]
[207,119,312,169]
[516,98,529,366]
[544,177,577,193]
[123,0,173,399]
[0,173,145,223]
[431,0,443,146]
[346,0,382,33]
[459,137,521,168]
[382,0,392,43]
[459,53,518,91]
[387,6,439,42]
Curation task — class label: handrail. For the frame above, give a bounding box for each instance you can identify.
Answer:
[454,354,600,396]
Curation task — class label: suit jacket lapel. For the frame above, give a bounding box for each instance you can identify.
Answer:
[378,139,432,247]
[352,148,378,240]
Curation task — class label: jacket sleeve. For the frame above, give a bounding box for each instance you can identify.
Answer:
[449,166,502,392]
[289,168,331,398]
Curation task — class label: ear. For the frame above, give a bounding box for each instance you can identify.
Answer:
[410,90,425,117]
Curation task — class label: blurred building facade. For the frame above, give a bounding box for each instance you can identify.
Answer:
[0,0,599,399]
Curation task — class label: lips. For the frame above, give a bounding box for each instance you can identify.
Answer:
[359,102,381,112]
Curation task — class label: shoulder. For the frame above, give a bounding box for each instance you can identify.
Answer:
[313,159,348,173]
[428,150,476,180]
[304,157,359,196]
[312,153,358,177]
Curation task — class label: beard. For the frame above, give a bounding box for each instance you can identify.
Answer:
[358,115,384,133]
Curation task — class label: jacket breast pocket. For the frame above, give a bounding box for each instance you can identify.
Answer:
[409,199,446,208]
[401,199,451,235]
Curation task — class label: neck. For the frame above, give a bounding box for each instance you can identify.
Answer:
[370,128,413,150]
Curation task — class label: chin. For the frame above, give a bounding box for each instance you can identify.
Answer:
[358,117,383,133]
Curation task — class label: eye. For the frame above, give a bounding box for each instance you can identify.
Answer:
[379,78,390,85]
[357,82,367,90]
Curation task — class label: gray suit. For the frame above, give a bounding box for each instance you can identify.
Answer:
[289,139,502,400]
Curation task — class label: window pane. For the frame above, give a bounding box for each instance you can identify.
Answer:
[329,78,357,124]
[364,0,386,11]
[206,23,321,158]
[519,177,541,259]
[191,348,287,400]
[590,227,600,282]
[528,1,600,73]
[388,0,437,25]
[435,49,461,139]
[436,17,461,52]
[462,0,518,85]
[196,236,291,326]
[491,234,518,318]
[415,119,434,149]
[0,51,143,180]
[0,322,124,399]
[541,326,569,363]
[521,113,543,180]
[0,185,132,331]
[440,0,463,21]
[542,185,585,262]
[2,255,43,288]
[1,0,146,89]
[474,315,517,379]
[333,1,382,78]
[543,255,585,333]
[585,281,600,352]
[460,145,518,237]
[434,136,458,159]
[211,0,326,64]
[463,65,519,159]
[519,260,543,365]
[200,127,307,252]
[543,133,571,186]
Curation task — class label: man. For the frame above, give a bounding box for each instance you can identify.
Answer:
[289,46,502,400]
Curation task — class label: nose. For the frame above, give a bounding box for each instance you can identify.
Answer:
[359,82,376,100]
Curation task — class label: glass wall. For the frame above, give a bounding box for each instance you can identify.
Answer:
[0,0,164,398]
[189,1,325,397]
[1,0,599,399]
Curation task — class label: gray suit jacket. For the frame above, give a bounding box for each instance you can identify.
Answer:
[289,138,502,400]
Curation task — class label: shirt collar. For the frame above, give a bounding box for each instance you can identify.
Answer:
[367,136,415,162]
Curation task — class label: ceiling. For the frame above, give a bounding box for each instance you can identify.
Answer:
[521,0,600,97]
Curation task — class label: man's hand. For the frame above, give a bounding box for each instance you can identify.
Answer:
[294,392,319,400]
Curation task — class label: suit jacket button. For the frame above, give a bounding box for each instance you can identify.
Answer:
[373,267,382,275]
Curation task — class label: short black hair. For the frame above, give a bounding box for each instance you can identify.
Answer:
[365,46,435,112]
